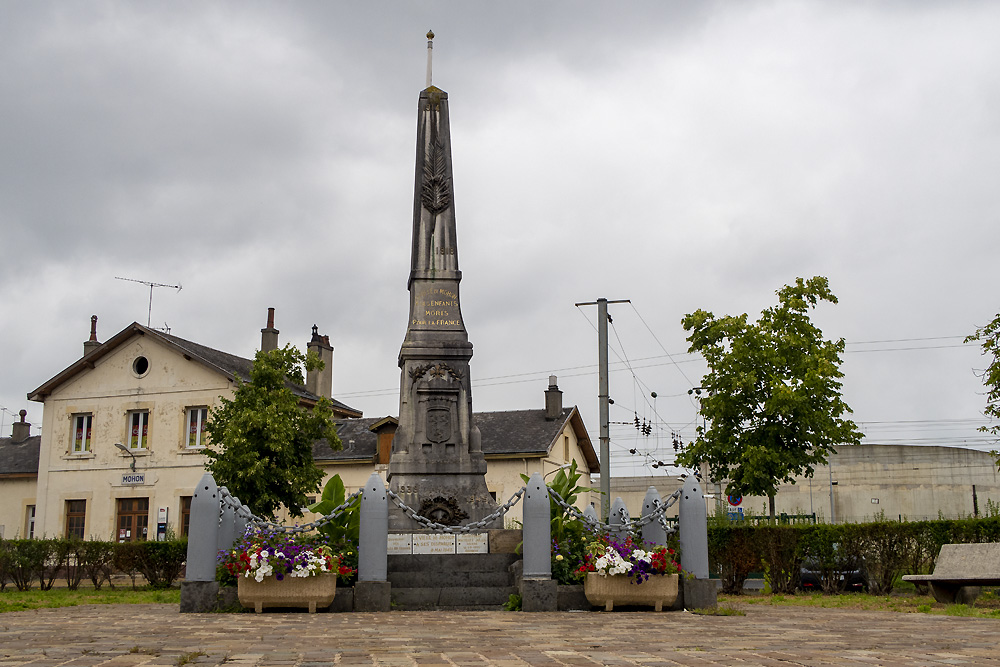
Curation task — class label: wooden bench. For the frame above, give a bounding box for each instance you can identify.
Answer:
[902,543,1000,605]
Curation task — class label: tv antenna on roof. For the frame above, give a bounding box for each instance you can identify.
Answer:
[115,276,182,328]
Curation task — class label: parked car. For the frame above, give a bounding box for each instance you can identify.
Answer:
[799,564,868,592]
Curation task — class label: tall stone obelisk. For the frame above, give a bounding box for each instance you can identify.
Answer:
[388,33,498,530]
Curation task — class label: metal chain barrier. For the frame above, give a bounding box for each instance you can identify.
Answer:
[219,486,363,535]
[385,486,525,533]
[547,487,682,534]
[219,483,681,537]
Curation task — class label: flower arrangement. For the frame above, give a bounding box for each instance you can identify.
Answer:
[576,535,680,584]
[219,527,355,584]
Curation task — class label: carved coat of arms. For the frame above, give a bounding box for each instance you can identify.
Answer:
[426,407,451,443]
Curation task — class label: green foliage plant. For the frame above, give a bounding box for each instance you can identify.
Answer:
[62,540,87,591]
[707,523,760,595]
[204,344,342,519]
[112,542,143,589]
[503,593,522,611]
[677,277,863,521]
[856,521,910,595]
[0,538,8,592]
[80,540,116,590]
[965,313,1000,469]
[6,539,51,591]
[756,526,801,595]
[136,540,188,588]
[307,474,360,546]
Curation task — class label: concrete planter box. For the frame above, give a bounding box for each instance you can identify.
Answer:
[584,572,678,611]
[238,573,337,613]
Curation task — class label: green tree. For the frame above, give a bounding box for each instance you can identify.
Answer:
[204,345,341,519]
[676,276,862,521]
[965,312,1000,469]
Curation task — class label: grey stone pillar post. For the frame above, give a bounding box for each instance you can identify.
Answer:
[234,507,250,543]
[609,496,630,543]
[678,477,708,578]
[522,472,551,578]
[180,472,220,612]
[583,504,599,524]
[355,473,390,611]
[678,476,717,609]
[641,486,667,547]
[217,487,236,555]
[521,472,556,611]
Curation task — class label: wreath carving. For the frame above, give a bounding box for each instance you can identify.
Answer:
[418,496,468,526]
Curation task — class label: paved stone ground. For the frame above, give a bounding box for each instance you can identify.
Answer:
[1,604,999,666]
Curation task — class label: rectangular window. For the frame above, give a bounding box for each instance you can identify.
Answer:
[116,497,149,542]
[186,407,208,448]
[66,500,86,539]
[72,414,93,452]
[180,496,192,537]
[25,505,35,539]
[128,411,149,449]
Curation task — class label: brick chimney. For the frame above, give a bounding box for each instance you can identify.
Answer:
[260,307,279,352]
[83,315,101,356]
[306,326,334,399]
[11,410,30,442]
[544,375,563,420]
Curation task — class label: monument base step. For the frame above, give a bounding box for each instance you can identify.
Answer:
[387,553,520,610]
[390,585,518,610]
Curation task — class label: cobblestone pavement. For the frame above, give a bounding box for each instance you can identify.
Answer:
[1,604,999,666]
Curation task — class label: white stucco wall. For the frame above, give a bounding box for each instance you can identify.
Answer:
[0,478,36,539]
[33,334,232,539]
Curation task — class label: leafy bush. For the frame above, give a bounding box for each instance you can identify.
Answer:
[112,542,144,589]
[856,521,910,595]
[79,540,116,590]
[6,539,51,591]
[707,524,760,594]
[757,525,801,594]
[707,516,1000,595]
[135,540,188,588]
[0,538,8,592]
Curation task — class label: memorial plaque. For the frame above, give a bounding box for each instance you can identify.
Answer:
[456,533,488,554]
[388,533,413,555]
[412,533,456,554]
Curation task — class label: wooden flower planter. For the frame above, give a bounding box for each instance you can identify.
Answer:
[584,572,679,611]
[238,573,337,613]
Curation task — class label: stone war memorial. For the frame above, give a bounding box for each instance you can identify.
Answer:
[180,33,712,614]
[387,40,498,533]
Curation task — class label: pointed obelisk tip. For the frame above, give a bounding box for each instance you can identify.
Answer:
[425,30,435,88]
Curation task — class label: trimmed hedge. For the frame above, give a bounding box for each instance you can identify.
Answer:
[708,517,1000,595]
[0,538,187,591]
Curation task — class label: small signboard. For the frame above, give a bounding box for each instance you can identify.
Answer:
[388,533,413,555]
[121,472,145,486]
[456,533,488,554]
[412,533,456,554]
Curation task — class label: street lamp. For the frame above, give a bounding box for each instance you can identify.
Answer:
[114,442,136,472]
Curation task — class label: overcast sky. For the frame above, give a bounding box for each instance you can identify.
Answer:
[2,2,999,476]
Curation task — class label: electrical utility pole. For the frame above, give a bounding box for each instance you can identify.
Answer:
[576,297,630,520]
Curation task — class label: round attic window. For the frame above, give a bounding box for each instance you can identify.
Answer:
[132,356,150,377]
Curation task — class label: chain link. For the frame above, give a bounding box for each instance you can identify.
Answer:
[218,483,682,537]
[547,487,681,534]
[385,487,525,533]
[219,487,363,535]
